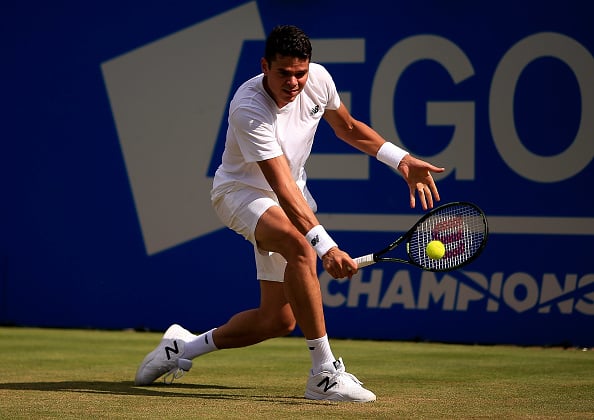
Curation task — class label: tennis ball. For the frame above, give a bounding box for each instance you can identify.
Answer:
[426,240,445,260]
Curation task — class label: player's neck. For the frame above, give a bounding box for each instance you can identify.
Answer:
[262,76,288,109]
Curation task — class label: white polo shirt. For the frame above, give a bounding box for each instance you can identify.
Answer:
[211,63,341,200]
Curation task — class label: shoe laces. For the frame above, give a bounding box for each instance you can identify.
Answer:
[162,367,187,384]
[336,371,364,386]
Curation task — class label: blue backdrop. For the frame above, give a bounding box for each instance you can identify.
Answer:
[2,1,593,346]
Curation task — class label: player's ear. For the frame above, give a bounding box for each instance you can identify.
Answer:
[261,57,269,75]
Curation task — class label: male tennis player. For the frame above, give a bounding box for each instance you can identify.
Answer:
[135,25,444,402]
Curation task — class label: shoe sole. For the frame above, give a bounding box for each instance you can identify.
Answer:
[304,390,376,402]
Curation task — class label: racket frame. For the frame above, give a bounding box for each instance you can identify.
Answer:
[354,201,488,272]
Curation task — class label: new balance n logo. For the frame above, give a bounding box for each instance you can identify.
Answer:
[165,340,180,360]
[310,104,320,116]
[310,234,320,247]
[316,376,338,392]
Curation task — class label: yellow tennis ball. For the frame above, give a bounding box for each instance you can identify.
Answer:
[426,240,445,260]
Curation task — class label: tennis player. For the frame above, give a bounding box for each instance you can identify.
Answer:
[135,25,444,402]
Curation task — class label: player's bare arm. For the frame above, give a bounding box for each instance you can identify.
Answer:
[322,103,385,156]
[257,156,357,278]
[323,103,445,210]
[257,156,319,233]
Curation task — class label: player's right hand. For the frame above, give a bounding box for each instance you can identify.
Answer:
[322,247,358,279]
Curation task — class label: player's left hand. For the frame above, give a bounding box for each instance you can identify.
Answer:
[397,154,445,210]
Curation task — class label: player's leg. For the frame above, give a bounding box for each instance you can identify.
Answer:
[182,202,335,366]
[252,205,326,340]
[134,280,295,386]
[252,206,376,402]
[202,203,328,349]
[135,186,375,400]
[134,189,297,385]
[208,280,296,349]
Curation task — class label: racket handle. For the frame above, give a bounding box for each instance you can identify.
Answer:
[354,254,376,268]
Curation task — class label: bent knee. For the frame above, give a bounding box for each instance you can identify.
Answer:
[283,235,317,265]
[263,227,316,265]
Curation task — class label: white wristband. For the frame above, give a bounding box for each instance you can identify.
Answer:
[305,225,338,259]
[376,142,409,170]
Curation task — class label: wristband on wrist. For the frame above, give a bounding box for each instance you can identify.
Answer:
[305,225,338,259]
[376,142,409,170]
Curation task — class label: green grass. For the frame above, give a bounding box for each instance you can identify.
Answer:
[0,327,593,419]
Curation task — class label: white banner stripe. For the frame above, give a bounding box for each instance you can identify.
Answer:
[317,213,594,236]
[306,154,369,179]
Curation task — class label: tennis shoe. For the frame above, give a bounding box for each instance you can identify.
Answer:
[134,324,194,385]
[304,357,376,402]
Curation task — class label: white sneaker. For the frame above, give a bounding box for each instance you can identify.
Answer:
[134,324,194,385]
[304,357,376,402]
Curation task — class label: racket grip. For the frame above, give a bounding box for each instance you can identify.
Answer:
[354,254,376,268]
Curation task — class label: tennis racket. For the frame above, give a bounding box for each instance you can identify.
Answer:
[354,201,488,272]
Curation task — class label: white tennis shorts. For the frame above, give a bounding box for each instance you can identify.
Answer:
[211,183,287,281]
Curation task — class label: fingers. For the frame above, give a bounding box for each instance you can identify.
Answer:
[415,185,429,210]
[411,183,430,210]
[401,158,444,210]
[428,164,446,174]
[429,178,441,203]
[322,249,358,279]
[420,187,432,210]
[411,178,440,210]
[326,265,356,279]
[337,260,357,279]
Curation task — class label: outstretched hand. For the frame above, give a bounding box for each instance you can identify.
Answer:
[397,154,445,210]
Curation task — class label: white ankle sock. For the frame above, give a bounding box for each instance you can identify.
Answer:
[306,334,336,374]
[183,328,218,359]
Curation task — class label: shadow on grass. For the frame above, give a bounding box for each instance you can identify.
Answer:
[0,381,330,405]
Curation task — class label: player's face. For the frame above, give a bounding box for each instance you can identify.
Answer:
[261,54,309,108]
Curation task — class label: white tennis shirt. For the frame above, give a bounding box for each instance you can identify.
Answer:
[211,63,341,203]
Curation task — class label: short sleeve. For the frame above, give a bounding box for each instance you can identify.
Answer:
[229,107,283,163]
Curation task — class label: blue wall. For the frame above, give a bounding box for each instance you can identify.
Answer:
[2,1,593,346]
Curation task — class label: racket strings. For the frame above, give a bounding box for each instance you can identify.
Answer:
[408,204,487,271]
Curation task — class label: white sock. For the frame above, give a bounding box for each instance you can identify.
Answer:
[183,328,218,359]
[306,335,336,374]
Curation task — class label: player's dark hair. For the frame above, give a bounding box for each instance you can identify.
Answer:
[264,25,312,64]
